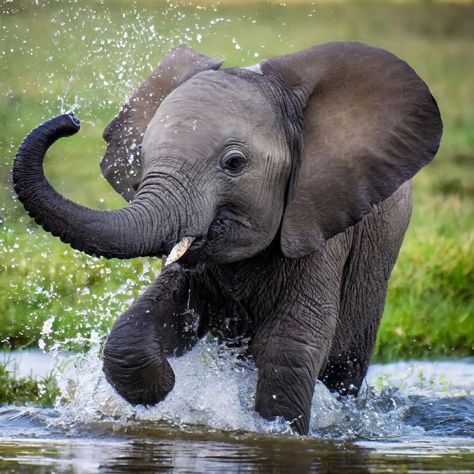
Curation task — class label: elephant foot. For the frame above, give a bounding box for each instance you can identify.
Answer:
[255,365,314,435]
[103,343,175,406]
[102,308,175,406]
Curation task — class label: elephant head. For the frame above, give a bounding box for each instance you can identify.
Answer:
[13,42,442,412]
[14,42,441,264]
[100,45,223,202]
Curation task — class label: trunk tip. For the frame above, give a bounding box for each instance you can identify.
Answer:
[67,113,81,128]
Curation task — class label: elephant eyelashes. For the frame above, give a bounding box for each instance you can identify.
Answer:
[219,149,248,176]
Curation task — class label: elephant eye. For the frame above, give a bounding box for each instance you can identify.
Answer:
[219,149,248,176]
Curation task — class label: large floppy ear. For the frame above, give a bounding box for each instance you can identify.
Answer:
[261,42,442,258]
[101,45,223,201]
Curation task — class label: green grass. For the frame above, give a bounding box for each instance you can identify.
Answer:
[0,360,59,407]
[1,0,473,361]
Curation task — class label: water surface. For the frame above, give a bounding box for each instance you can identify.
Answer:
[1,344,474,472]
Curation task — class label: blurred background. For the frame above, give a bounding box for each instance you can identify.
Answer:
[1,0,473,360]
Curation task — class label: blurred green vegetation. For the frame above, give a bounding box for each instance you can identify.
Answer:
[0,0,473,361]
[0,359,59,407]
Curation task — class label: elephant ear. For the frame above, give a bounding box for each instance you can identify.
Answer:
[261,42,442,258]
[101,45,223,201]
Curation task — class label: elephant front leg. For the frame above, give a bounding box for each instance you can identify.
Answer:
[252,276,341,435]
[102,264,202,406]
[253,337,321,435]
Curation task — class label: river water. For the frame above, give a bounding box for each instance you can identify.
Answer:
[1,343,474,472]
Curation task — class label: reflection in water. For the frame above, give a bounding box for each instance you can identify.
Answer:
[0,435,371,473]
[1,430,474,473]
[1,346,474,472]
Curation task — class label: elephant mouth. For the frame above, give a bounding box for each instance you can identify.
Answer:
[170,209,250,267]
[206,208,251,246]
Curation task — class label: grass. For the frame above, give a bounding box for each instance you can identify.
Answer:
[0,360,59,407]
[0,0,473,361]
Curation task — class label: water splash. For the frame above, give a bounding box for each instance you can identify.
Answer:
[1,0,277,128]
[30,337,471,441]
[51,338,288,435]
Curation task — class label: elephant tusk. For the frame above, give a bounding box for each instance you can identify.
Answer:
[164,237,195,266]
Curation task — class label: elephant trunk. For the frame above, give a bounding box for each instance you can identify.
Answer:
[13,114,168,259]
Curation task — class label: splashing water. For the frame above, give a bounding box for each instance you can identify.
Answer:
[2,341,474,474]
[1,0,282,127]
[2,336,471,443]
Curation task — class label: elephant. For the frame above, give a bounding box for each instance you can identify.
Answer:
[13,42,442,435]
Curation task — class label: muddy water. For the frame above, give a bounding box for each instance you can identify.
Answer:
[1,344,474,472]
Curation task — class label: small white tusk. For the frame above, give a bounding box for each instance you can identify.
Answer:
[164,237,195,266]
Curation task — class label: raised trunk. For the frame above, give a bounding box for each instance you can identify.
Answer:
[13,114,166,259]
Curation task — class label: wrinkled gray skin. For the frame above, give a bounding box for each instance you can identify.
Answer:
[13,42,442,434]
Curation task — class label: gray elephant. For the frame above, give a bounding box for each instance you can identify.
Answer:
[13,42,442,434]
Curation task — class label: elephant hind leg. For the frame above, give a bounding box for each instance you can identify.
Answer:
[320,181,412,396]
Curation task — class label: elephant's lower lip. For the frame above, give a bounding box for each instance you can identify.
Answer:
[171,221,228,262]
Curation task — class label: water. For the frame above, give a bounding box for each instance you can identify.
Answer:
[1,345,474,472]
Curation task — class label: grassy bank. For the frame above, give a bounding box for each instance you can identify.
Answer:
[1,1,473,361]
[0,360,59,407]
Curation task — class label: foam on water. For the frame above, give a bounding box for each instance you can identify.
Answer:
[51,338,289,435]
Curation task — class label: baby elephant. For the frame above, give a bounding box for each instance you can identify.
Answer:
[14,42,442,434]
